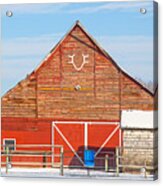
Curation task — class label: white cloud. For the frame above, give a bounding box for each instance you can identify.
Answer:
[2,33,63,57]
[1,58,40,95]
[1,33,63,94]
[96,35,153,63]
[68,2,152,14]
[2,3,69,15]
[2,34,153,62]
[1,2,153,15]
[95,35,153,81]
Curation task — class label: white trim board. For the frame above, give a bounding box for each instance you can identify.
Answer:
[52,121,119,125]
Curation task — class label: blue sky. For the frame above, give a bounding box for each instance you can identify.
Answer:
[1,1,154,95]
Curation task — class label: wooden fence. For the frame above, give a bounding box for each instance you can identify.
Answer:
[1,144,158,178]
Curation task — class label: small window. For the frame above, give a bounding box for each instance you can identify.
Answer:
[3,139,16,151]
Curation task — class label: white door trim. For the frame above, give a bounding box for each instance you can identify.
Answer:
[51,121,119,125]
[84,122,88,150]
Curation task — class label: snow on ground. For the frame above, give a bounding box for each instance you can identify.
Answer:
[0,168,156,181]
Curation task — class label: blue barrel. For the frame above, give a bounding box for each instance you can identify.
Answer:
[84,150,95,167]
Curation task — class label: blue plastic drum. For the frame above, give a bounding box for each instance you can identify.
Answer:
[84,150,95,167]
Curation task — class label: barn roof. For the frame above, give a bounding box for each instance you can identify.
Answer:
[121,110,157,129]
[32,20,153,96]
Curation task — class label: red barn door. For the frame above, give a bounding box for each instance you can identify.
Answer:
[52,121,121,168]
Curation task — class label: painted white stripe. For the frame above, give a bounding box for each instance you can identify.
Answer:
[90,122,119,125]
[51,124,54,166]
[54,124,84,165]
[84,122,88,150]
[119,129,122,147]
[53,121,119,125]
[95,125,120,157]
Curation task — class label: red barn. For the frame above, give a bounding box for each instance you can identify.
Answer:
[1,21,154,169]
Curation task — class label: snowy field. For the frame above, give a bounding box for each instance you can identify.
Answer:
[0,168,157,181]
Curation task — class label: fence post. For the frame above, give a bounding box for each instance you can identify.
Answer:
[5,146,9,174]
[60,147,64,176]
[43,152,47,168]
[116,147,119,176]
[105,154,109,172]
[144,159,147,178]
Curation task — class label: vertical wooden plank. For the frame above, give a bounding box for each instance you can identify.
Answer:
[6,146,9,174]
[105,154,109,172]
[60,146,64,176]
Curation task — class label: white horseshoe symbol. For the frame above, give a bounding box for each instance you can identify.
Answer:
[68,54,89,71]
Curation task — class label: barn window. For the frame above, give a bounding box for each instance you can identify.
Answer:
[3,139,16,151]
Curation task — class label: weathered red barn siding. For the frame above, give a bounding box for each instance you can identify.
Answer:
[35,24,153,121]
[1,118,51,167]
[120,72,153,110]
[1,23,153,120]
[2,76,37,118]
[36,26,120,120]
[1,21,154,167]
[1,118,120,167]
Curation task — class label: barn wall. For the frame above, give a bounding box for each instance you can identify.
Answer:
[36,25,120,120]
[1,118,51,144]
[122,129,158,168]
[1,118,52,167]
[1,118,120,167]
[121,73,154,110]
[1,76,37,118]
[35,25,153,121]
[1,25,154,121]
